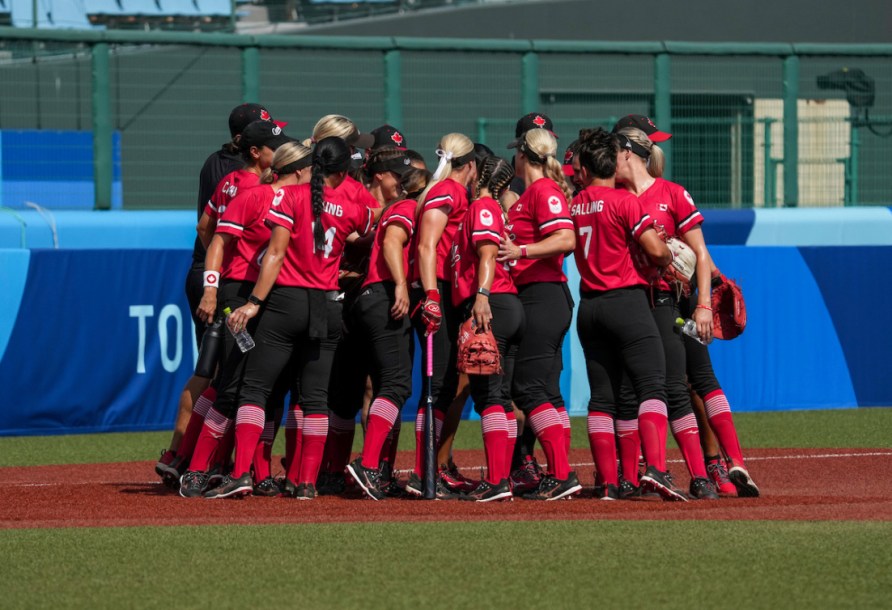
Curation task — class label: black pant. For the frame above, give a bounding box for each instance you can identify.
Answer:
[354,281,414,411]
[678,294,722,396]
[513,282,573,414]
[327,296,372,421]
[410,280,461,416]
[185,262,205,345]
[237,286,342,416]
[461,293,525,414]
[577,287,667,417]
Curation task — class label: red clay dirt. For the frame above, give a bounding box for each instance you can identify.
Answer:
[1,447,890,530]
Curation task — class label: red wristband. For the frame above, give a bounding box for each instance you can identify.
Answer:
[520,245,528,259]
[425,289,440,303]
[696,304,713,312]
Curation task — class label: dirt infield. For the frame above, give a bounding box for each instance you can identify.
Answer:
[1,447,890,530]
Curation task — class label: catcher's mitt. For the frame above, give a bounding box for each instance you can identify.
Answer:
[663,236,697,285]
[711,273,746,340]
[456,318,501,375]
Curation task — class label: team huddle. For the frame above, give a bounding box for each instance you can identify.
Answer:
[154,103,760,503]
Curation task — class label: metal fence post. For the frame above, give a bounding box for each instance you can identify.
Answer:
[91,42,112,211]
[763,118,775,207]
[654,53,672,179]
[242,46,260,103]
[783,54,799,207]
[521,51,539,114]
[849,123,859,206]
[384,49,403,129]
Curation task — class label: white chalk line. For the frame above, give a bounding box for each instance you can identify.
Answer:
[10,451,892,488]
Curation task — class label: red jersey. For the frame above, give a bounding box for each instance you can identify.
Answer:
[505,177,574,285]
[634,178,704,291]
[410,178,469,284]
[337,174,382,210]
[364,199,417,287]
[215,184,280,283]
[266,183,373,290]
[204,169,261,221]
[451,197,517,306]
[570,185,654,292]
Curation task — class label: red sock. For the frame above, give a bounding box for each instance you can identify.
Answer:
[252,420,275,482]
[232,405,265,478]
[481,406,508,485]
[189,407,231,473]
[176,387,216,462]
[704,390,745,467]
[555,405,572,456]
[671,413,708,478]
[325,414,356,475]
[383,419,401,467]
[587,412,617,486]
[298,414,328,485]
[362,397,399,469]
[528,403,569,479]
[284,404,303,482]
[615,419,641,485]
[214,425,235,469]
[504,410,517,481]
[638,399,668,471]
[413,407,425,477]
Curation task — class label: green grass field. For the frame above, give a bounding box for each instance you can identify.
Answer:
[2,408,891,609]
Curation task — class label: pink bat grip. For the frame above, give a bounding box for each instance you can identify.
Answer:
[426,332,434,377]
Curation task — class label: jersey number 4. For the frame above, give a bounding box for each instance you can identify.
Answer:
[312,222,337,259]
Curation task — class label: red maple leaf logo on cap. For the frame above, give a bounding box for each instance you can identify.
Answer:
[391,131,404,146]
[564,150,574,164]
[260,109,271,121]
[533,115,546,127]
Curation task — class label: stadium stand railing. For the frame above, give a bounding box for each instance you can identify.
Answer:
[0,27,890,210]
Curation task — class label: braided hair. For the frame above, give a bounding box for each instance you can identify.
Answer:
[310,137,350,252]
[474,156,515,201]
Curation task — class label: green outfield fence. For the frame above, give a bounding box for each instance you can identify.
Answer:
[0,28,891,210]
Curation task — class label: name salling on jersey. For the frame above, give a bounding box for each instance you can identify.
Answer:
[571,200,604,216]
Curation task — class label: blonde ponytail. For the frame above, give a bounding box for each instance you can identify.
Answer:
[415,132,474,213]
[522,128,573,202]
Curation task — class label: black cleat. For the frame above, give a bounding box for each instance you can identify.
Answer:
[253,477,282,497]
[293,482,317,500]
[179,470,210,498]
[461,479,513,503]
[347,458,386,501]
[203,473,253,499]
[729,466,760,498]
[640,466,689,502]
[598,483,619,501]
[522,472,582,501]
[689,477,720,500]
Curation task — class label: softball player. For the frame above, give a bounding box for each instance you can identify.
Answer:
[614,126,719,500]
[570,128,684,501]
[497,128,581,500]
[404,132,477,499]
[347,166,432,501]
[177,140,310,498]
[207,137,375,500]
[451,156,524,502]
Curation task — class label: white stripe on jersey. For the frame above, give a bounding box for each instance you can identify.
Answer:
[217,220,245,232]
[472,229,501,242]
[268,209,293,225]
[631,214,650,236]
[677,210,703,231]
[384,213,414,232]
[539,217,574,231]
[424,194,453,209]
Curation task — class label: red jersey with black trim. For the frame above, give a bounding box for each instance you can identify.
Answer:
[204,169,261,221]
[451,197,517,306]
[215,184,281,283]
[410,177,469,283]
[266,183,373,290]
[634,178,704,291]
[570,185,655,292]
[505,177,574,285]
[364,199,417,287]
[337,174,382,210]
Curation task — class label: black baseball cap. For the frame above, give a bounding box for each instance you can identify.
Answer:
[228,103,287,138]
[239,120,291,152]
[507,112,557,148]
[367,153,413,177]
[562,140,579,177]
[370,125,407,150]
[612,114,672,142]
[473,142,495,166]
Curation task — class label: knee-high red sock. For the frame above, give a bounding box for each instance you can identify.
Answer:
[382,418,401,467]
[284,404,303,481]
[638,399,668,471]
[189,407,231,473]
[587,412,617,486]
[214,425,235,469]
[323,414,355,475]
[298,414,329,486]
[481,406,508,485]
[555,405,572,456]
[615,418,641,485]
[177,387,217,463]
[528,403,569,479]
[504,410,517,481]
[362,397,399,469]
[232,405,265,478]
[671,413,708,478]
[704,390,745,467]
[252,420,275,482]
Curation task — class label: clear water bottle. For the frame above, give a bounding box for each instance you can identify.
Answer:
[676,317,710,345]
[223,306,256,353]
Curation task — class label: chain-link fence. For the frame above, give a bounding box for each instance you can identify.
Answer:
[1,29,890,210]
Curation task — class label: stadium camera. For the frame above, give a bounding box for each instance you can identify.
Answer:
[816,67,875,109]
